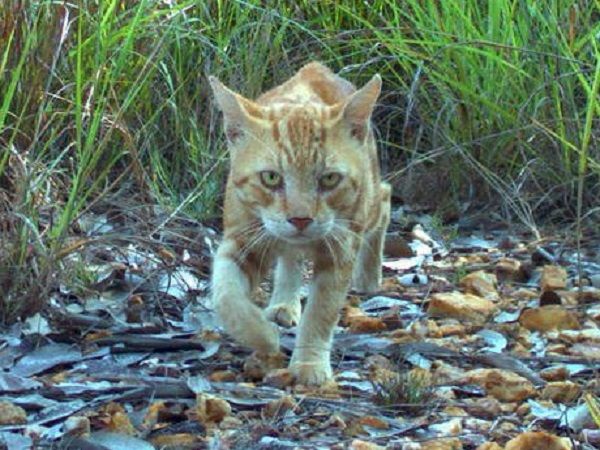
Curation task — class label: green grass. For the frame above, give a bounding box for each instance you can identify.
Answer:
[0,0,598,322]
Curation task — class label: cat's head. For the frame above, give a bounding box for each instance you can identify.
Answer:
[210,72,381,244]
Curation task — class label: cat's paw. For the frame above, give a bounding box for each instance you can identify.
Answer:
[266,302,301,328]
[289,360,333,385]
[352,274,381,294]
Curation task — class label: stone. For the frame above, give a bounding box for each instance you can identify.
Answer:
[541,381,581,403]
[540,265,567,292]
[428,291,496,323]
[460,369,535,402]
[505,431,571,450]
[519,305,580,332]
[459,270,498,300]
[495,257,525,282]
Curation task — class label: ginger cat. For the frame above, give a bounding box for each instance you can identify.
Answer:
[209,62,391,385]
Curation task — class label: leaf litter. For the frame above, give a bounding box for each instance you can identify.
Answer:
[0,209,599,449]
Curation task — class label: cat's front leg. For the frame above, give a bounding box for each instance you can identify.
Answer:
[290,243,355,385]
[212,239,280,354]
[266,253,303,327]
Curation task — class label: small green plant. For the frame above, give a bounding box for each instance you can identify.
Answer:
[372,369,434,414]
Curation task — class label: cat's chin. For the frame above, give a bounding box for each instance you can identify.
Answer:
[279,234,321,245]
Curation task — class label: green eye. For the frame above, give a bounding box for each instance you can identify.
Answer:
[319,172,343,190]
[260,170,283,189]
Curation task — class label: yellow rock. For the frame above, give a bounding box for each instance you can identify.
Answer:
[540,265,567,292]
[496,257,524,282]
[461,369,535,402]
[540,366,569,382]
[519,305,580,332]
[428,291,496,323]
[541,381,581,403]
[459,270,499,300]
[505,431,572,450]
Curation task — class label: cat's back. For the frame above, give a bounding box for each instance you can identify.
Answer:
[257,62,355,107]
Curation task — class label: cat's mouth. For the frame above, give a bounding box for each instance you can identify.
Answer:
[283,231,321,244]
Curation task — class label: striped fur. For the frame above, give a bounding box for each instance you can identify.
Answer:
[210,62,391,385]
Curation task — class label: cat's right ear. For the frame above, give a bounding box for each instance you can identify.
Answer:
[209,77,261,144]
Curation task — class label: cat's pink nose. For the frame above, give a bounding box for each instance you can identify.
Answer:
[288,217,313,231]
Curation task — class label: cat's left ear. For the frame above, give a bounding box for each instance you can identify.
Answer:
[341,74,382,141]
[209,76,262,144]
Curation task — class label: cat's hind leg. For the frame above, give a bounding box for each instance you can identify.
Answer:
[352,182,391,293]
[266,253,303,327]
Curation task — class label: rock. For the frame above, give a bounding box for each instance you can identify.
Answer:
[540,265,567,292]
[196,394,231,425]
[461,369,535,402]
[496,257,524,282]
[0,401,27,425]
[558,328,600,343]
[540,366,569,382]
[428,291,496,323]
[505,431,572,450]
[570,342,600,359]
[209,370,237,382]
[541,381,581,403]
[463,397,503,419]
[262,395,297,419]
[459,270,498,300]
[519,306,580,332]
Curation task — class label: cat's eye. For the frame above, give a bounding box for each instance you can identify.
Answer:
[260,170,283,189]
[319,172,343,190]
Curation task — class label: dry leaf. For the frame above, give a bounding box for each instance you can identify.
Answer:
[196,394,231,425]
[0,401,27,425]
[98,402,136,435]
[348,315,387,333]
[264,368,295,389]
[262,395,297,419]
